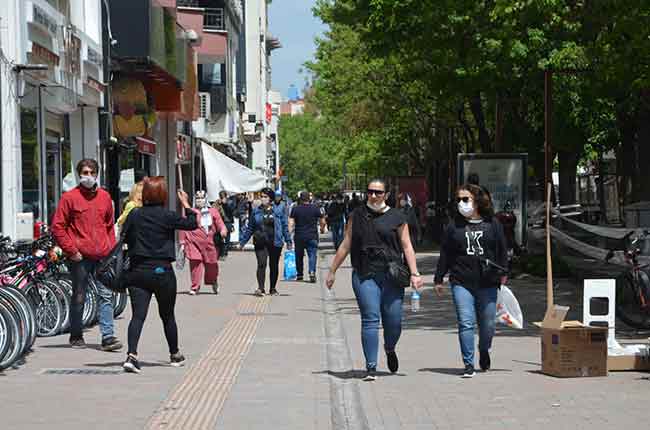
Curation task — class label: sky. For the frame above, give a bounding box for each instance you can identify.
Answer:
[268,0,327,100]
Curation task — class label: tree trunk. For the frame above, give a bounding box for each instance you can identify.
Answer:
[634,100,650,201]
[469,92,492,153]
[557,150,579,205]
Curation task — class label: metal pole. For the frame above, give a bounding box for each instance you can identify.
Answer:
[544,70,552,202]
[38,85,48,223]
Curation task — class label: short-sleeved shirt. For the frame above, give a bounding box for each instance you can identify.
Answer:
[290,204,323,240]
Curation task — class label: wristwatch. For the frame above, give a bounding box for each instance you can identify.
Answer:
[411,272,421,277]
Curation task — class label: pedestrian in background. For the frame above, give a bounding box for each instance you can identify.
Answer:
[239,188,292,296]
[290,191,326,283]
[327,193,346,250]
[117,181,143,228]
[326,179,423,381]
[399,193,421,247]
[120,177,198,373]
[179,191,228,295]
[51,159,122,351]
[218,191,236,258]
[434,183,508,378]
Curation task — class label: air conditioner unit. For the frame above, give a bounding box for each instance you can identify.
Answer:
[199,92,210,119]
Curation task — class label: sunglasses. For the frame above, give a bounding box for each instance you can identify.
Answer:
[457,196,473,203]
[367,189,386,196]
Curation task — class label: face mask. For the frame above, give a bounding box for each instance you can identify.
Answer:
[458,201,474,218]
[261,197,270,206]
[367,201,387,212]
[195,198,206,209]
[79,175,97,189]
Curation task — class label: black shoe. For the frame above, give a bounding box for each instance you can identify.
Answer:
[212,282,220,295]
[123,354,141,374]
[101,336,123,352]
[309,273,316,283]
[296,275,304,281]
[69,337,86,349]
[362,367,377,381]
[479,350,491,371]
[386,350,399,373]
[254,288,265,297]
[462,364,476,378]
[170,352,186,367]
[269,289,280,296]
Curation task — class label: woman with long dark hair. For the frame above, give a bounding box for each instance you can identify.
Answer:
[434,183,508,378]
[326,179,423,381]
[120,177,198,374]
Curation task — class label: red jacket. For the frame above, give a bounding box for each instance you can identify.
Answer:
[51,186,116,261]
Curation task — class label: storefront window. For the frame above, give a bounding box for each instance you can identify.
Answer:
[21,108,39,219]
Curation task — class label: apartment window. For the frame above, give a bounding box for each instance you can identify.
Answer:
[203,8,225,31]
[201,63,224,85]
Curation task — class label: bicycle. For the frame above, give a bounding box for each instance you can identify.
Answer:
[612,230,650,329]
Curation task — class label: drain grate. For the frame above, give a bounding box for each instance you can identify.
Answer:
[40,368,123,375]
[237,311,288,317]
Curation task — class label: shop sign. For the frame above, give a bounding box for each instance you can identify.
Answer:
[87,47,102,68]
[265,103,272,124]
[176,134,192,164]
[33,4,59,37]
[136,136,157,155]
[31,42,60,67]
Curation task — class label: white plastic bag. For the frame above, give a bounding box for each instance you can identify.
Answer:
[496,285,524,329]
[175,245,186,271]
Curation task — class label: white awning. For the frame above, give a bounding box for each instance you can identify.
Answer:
[201,142,267,200]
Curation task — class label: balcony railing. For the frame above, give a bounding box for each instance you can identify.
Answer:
[203,8,225,31]
[177,0,200,7]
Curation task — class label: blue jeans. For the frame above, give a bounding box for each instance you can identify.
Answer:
[69,259,115,340]
[295,237,318,277]
[451,284,497,366]
[330,222,344,249]
[352,271,405,370]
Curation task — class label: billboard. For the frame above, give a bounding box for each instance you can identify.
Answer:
[458,153,528,246]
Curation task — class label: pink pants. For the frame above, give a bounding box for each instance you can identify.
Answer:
[189,259,219,291]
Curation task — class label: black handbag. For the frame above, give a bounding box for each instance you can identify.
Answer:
[95,211,136,292]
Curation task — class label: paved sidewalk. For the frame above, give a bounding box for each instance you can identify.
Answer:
[1,238,649,429]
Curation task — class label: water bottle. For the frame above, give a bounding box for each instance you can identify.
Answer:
[411,289,421,313]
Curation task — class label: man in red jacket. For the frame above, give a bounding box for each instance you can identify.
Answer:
[51,159,122,351]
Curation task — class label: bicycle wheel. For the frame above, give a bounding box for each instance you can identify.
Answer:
[616,271,650,329]
[24,282,63,337]
[0,299,22,370]
[1,287,36,353]
[44,280,70,335]
[113,291,128,318]
[0,300,13,366]
[82,284,98,328]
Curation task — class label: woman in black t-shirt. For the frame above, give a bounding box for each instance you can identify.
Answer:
[434,184,508,378]
[326,179,423,381]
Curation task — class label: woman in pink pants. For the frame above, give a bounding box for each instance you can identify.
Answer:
[180,191,228,295]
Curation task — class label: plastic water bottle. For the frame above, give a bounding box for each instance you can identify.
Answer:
[411,289,421,313]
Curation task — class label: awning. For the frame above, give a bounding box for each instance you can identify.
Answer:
[201,142,266,200]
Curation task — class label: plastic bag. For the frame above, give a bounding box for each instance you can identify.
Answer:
[175,245,186,271]
[496,285,524,329]
[284,250,297,281]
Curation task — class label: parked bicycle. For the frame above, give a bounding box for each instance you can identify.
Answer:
[612,230,650,329]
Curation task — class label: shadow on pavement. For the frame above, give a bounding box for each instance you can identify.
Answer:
[84,361,170,368]
[40,343,108,352]
[313,369,403,379]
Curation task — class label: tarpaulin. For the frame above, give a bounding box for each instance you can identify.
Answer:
[201,142,267,200]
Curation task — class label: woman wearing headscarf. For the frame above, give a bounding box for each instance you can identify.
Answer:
[239,188,292,296]
[179,190,228,295]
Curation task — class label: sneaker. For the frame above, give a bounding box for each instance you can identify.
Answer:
[386,350,399,373]
[188,289,198,296]
[309,273,317,283]
[69,337,86,349]
[362,368,377,382]
[123,355,141,374]
[254,288,265,297]
[101,336,123,352]
[212,282,220,295]
[462,364,476,378]
[269,289,280,296]
[479,350,491,371]
[296,275,303,281]
[170,352,186,367]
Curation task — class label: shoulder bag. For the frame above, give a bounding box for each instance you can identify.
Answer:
[94,210,136,292]
[366,209,411,288]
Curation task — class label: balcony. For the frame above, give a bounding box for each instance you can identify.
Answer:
[203,8,225,31]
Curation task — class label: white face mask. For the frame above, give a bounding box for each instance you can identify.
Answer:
[79,175,97,189]
[367,201,387,212]
[458,201,475,218]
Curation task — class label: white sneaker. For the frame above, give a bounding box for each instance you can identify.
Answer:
[188,290,197,296]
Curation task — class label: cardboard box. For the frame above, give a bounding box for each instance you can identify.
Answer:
[608,344,650,371]
[541,324,608,377]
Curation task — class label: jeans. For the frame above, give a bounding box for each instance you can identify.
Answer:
[295,237,318,277]
[352,271,405,370]
[451,284,498,366]
[254,244,282,291]
[223,222,233,256]
[69,259,115,340]
[330,222,344,249]
[125,262,179,355]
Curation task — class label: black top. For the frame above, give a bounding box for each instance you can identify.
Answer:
[290,204,323,240]
[434,217,508,289]
[260,205,276,244]
[123,206,198,263]
[327,201,346,224]
[350,206,406,278]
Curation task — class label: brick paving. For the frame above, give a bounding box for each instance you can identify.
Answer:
[0,238,648,429]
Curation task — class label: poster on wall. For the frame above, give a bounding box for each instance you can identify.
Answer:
[458,153,528,246]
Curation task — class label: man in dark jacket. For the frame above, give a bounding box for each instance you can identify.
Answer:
[326,193,346,250]
[290,191,326,282]
[51,159,122,351]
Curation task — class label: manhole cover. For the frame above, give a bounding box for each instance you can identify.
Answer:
[237,312,289,317]
[40,368,123,375]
